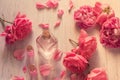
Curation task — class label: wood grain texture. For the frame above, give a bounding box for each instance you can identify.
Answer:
[0,0,120,80]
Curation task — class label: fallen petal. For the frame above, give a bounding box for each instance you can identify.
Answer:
[39,64,52,77]
[36,2,46,9]
[39,23,49,29]
[46,0,58,9]
[13,49,25,60]
[57,9,64,18]
[54,20,61,28]
[69,0,74,12]
[10,76,24,80]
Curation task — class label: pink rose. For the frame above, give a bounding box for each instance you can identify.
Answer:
[100,17,120,48]
[79,36,97,60]
[74,5,97,29]
[13,12,32,40]
[86,68,108,80]
[63,52,88,73]
[72,30,97,60]
[94,2,115,26]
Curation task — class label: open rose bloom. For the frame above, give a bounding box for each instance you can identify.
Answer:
[1,12,32,44]
[74,6,97,29]
[94,2,115,26]
[71,30,97,60]
[86,68,108,80]
[100,17,120,48]
[63,52,88,73]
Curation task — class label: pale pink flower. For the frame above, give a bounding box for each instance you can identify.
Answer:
[39,23,49,29]
[100,17,120,48]
[63,52,88,73]
[13,49,25,60]
[10,76,24,80]
[39,64,52,76]
[86,68,108,80]
[74,6,97,29]
[57,9,64,18]
[94,2,115,26]
[36,2,46,9]
[54,20,61,28]
[13,12,32,40]
[68,0,74,12]
[45,0,58,9]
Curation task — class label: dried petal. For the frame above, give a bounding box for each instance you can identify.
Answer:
[53,49,63,61]
[22,66,27,73]
[69,0,74,12]
[39,23,49,29]
[10,76,24,80]
[13,49,25,60]
[36,2,46,9]
[39,64,52,76]
[57,9,64,18]
[46,0,58,9]
[54,20,61,28]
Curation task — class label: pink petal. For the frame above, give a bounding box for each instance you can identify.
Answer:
[60,70,66,79]
[69,0,74,12]
[0,32,7,36]
[13,49,25,60]
[57,9,64,18]
[39,64,52,77]
[36,2,46,9]
[54,20,61,28]
[22,66,27,73]
[10,76,24,80]
[39,23,49,29]
[53,50,63,61]
[46,0,58,9]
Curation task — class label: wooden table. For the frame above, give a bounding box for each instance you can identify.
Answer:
[0,0,120,80]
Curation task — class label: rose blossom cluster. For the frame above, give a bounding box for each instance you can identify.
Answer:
[74,2,120,48]
[1,13,32,44]
[63,29,104,80]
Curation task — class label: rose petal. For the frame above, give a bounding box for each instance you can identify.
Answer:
[36,2,46,9]
[39,23,49,29]
[53,49,63,61]
[46,0,58,9]
[39,64,52,77]
[13,49,25,60]
[22,66,27,73]
[57,9,64,18]
[0,32,7,36]
[60,70,66,79]
[10,76,24,80]
[54,20,61,28]
[69,0,74,12]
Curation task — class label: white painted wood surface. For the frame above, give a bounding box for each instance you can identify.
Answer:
[0,0,120,80]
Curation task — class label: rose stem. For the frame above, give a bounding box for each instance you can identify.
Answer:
[69,39,79,47]
[0,17,13,24]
